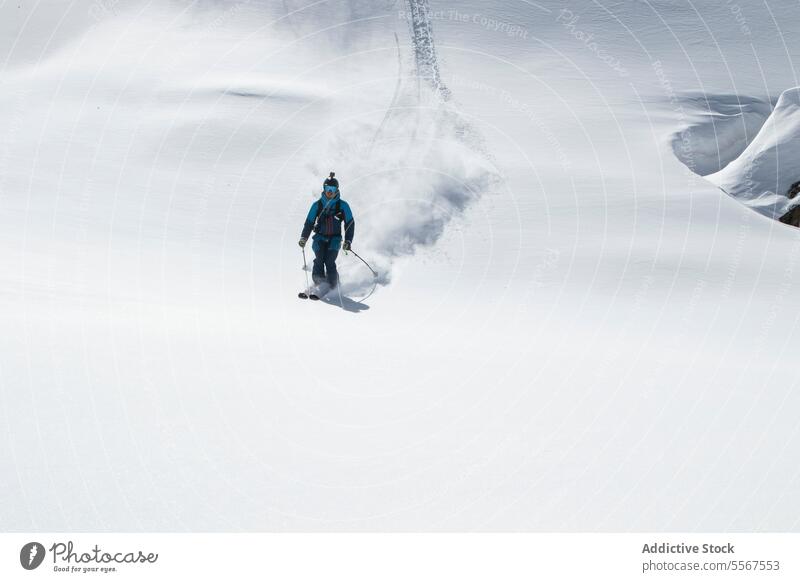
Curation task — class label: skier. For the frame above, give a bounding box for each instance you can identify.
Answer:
[298,172,355,290]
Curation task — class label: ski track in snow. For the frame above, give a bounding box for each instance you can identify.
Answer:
[304,0,500,298]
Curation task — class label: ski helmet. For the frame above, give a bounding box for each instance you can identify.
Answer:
[324,171,339,190]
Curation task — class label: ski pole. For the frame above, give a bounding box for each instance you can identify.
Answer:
[302,247,310,291]
[348,248,378,278]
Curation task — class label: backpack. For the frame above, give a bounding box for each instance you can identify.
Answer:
[313,198,344,234]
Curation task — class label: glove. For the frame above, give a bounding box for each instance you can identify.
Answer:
[342,240,351,252]
[298,238,307,248]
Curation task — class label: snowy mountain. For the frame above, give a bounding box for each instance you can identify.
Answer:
[2,0,800,532]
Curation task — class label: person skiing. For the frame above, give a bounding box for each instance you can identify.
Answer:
[298,172,355,290]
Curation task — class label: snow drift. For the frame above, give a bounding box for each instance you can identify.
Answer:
[702,88,800,221]
[670,93,771,177]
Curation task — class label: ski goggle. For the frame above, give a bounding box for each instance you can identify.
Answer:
[324,185,338,194]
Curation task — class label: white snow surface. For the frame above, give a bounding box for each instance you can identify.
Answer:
[2,0,800,531]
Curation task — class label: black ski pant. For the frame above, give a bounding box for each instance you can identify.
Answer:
[312,237,339,288]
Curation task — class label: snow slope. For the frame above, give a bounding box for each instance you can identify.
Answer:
[2,0,800,532]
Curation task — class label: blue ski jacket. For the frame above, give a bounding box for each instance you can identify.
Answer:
[300,192,355,244]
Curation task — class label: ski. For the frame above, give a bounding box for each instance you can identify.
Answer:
[299,283,331,301]
[299,283,327,300]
